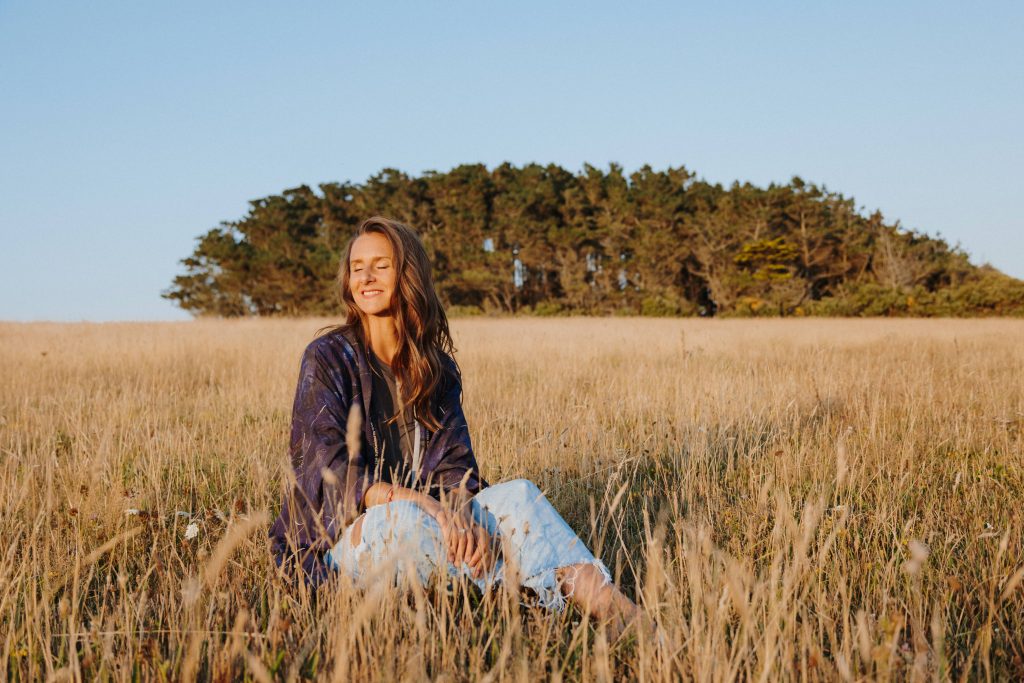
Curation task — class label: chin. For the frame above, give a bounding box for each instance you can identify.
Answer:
[357,298,393,317]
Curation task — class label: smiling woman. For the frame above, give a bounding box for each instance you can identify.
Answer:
[268,216,651,640]
[350,233,395,314]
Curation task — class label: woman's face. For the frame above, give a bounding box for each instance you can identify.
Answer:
[349,232,397,317]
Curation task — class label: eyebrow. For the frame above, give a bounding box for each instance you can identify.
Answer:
[350,255,392,265]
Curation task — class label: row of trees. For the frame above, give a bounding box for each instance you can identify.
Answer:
[163,163,1024,317]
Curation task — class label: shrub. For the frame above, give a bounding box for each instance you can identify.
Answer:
[529,301,564,317]
[640,295,681,317]
[447,305,484,317]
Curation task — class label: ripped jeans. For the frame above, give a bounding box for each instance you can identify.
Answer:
[325,479,612,611]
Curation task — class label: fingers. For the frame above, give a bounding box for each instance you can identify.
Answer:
[467,533,484,574]
[467,523,498,578]
[456,520,471,567]
[447,514,465,565]
[439,510,496,577]
[447,530,456,564]
[482,526,497,572]
[468,525,490,578]
[463,526,476,569]
[484,526,497,569]
[445,520,461,564]
[450,526,462,565]
[440,511,463,565]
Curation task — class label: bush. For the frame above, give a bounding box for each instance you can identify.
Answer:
[529,301,564,317]
[639,295,680,317]
[806,273,1024,317]
[725,296,781,318]
[447,305,484,317]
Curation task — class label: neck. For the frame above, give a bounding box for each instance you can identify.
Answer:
[361,314,399,366]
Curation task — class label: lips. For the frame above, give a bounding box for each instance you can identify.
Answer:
[361,289,384,298]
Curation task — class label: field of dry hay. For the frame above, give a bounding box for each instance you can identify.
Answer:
[1,317,1022,681]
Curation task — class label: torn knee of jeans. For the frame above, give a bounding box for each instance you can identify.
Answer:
[349,514,365,547]
[556,561,612,596]
[555,564,583,594]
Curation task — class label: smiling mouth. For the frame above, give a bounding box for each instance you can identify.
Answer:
[361,289,384,298]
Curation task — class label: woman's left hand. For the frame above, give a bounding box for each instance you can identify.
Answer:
[435,508,495,579]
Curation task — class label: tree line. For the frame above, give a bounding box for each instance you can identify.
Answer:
[163,163,1024,318]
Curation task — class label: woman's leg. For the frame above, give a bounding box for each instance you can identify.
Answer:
[329,484,650,639]
[472,479,645,636]
[328,500,448,587]
[554,563,648,640]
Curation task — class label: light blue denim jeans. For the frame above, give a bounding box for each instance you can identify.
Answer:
[325,479,612,610]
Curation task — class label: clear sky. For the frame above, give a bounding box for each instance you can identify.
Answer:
[1,1,1021,321]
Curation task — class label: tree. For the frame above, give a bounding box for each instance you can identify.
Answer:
[164,162,1023,318]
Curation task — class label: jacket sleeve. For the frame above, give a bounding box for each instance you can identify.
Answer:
[268,339,373,587]
[424,356,487,496]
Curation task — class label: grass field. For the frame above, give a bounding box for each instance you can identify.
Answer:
[1,318,1022,681]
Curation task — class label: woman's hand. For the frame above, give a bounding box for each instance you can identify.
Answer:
[435,507,496,579]
[364,482,497,578]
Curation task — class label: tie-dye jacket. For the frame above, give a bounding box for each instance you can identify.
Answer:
[268,326,487,588]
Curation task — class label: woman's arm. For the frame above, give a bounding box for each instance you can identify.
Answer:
[440,486,476,513]
[363,481,442,517]
[269,338,372,585]
[424,357,487,498]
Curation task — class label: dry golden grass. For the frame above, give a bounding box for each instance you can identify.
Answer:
[1,317,1022,681]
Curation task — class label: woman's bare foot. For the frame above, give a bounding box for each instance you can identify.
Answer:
[556,563,655,642]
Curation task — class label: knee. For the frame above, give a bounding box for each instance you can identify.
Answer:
[348,514,366,547]
[472,479,547,523]
[499,478,543,502]
[558,562,611,591]
[352,501,445,585]
[375,500,435,527]
[365,500,440,543]
[474,478,546,511]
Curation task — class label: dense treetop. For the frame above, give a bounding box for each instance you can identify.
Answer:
[164,163,1024,317]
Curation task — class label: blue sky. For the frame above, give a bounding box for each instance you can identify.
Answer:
[1,1,1021,321]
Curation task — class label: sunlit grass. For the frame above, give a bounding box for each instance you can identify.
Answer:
[1,318,1022,680]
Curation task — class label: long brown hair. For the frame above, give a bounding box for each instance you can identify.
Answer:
[321,216,457,432]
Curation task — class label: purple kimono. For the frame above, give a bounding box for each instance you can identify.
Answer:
[268,326,487,587]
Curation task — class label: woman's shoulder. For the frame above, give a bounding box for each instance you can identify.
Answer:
[302,325,362,373]
[437,351,463,394]
[439,351,459,374]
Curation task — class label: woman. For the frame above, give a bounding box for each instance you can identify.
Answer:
[269,217,645,637]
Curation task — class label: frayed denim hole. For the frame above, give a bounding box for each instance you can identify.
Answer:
[330,522,371,582]
[524,559,614,613]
